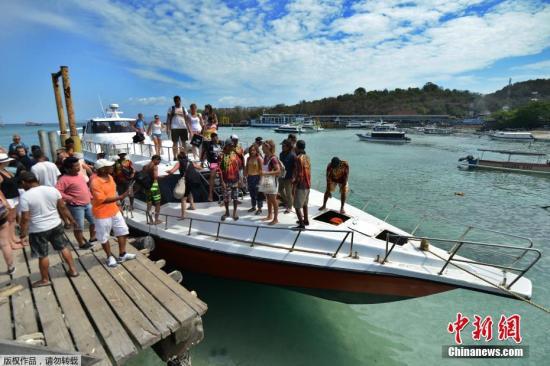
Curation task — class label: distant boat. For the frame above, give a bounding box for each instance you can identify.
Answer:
[458,149,550,175]
[274,124,303,134]
[301,119,323,133]
[489,131,534,141]
[423,125,453,135]
[356,124,411,143]
[25,121,43,126]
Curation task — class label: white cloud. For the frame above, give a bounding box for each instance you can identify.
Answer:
[128,96,170,106]
[4,0,550,105]
[511,60,550,71]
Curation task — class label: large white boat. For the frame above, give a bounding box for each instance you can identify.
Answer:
[356,124,411,143]
[274,124,303,134]
[489,131,534,141]
[81,115,541,304]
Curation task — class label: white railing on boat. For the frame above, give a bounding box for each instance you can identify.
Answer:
[83,141,174,161]
[377,232,542,291]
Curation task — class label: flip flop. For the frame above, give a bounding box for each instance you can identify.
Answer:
[32,281,51,288]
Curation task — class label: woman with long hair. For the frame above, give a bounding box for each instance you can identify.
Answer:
[0,154,23,249]
[147,115,164,156]
[202,104,218,139]
[188,104,205,160]
[260,140,280,225]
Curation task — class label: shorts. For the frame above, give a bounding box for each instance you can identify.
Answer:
[146,180,162,204]
[328,181,349,193]
[94,212,129,244]
[171,128,188,145]
[67,203,95,231]
[152,133,162,139]
[30,224,69,258]
[294,188,310,209]
[223,181,239,202]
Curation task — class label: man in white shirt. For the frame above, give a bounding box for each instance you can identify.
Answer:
[19,172,78,288]
[166,95,191,159]
[30,151,61,187]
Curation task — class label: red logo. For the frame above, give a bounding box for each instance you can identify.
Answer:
[448,313,522,344]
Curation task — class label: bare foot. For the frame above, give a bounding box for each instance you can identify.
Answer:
[177,217,186,221]
[268,220,279,225]
[261,216,273,221]
[340,209,346,214]
[32,280,51,288]
[154,220,163,225]
[319,206,326,211]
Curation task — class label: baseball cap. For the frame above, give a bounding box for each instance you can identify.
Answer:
[255,136,263,142]
[230,134,238,140]
[224,138,234,146]
[94,159,115,170]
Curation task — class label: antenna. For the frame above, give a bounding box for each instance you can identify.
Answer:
[98,95,106,117]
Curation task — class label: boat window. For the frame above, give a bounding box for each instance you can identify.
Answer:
[375,230,408,246]
[313,210,351,225]
[89,121,134,133]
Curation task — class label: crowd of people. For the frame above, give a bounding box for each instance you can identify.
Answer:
[0,95,351,279]
[0,134,136,282]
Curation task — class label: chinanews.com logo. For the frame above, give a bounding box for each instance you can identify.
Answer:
[443,313,529,358]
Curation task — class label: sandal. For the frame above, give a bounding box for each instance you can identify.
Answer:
[32,280,51,288]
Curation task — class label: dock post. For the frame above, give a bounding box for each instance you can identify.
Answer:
[47,131,59,162]
[60,66,81,152]
[51,72,68,144]
[37,130,49,159]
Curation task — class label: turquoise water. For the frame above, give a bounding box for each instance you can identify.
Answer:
[3,125,548,365]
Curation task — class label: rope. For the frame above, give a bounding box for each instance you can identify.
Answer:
[428,248,550,314]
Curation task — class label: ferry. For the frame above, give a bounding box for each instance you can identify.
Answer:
[80,112,540,304]
[251,114,308,128]
[25,121,43,126]
[356,124,411,143]
[423,125,453,135]
[274,124,303,134]
[345,120,376,129]
[489,131,534,141]
[458,149,550,175]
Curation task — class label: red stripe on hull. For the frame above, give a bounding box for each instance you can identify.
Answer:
[150,237,455,300]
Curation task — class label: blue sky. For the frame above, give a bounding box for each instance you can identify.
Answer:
[0,0,549,123]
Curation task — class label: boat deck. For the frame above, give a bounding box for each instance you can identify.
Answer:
[0,228,207,365]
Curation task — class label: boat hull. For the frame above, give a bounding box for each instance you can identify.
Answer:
[458,161,550,175]
[356,134,411,144]
[131,227,455,304]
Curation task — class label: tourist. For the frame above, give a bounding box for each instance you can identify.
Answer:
[90,159,135,267]
[245,136,264,157]
[168,151,202,219]
[56,157,96,250]
[188,103,205,160]
[319,157,350,214]
[244,144,263,215]
[141,155,163,224]
[260,140,280,225]
[55,148,70,174]
[15,145,34,174]
[278,139,296,214]
[220,139,242,221]
[0,153,22,249]
[18,171,79,287]
[8,135,28,158]
[133,113,146,134]
[0,191,14,274]
[31,151,61,187]
[287,133,297,151]
[201,132,222,202]
[167,96,190,159]
[147,115,164,156]
[64,138,75,156]
[202,104,218,139]
[230,134,245,195]
[114,152,135,208]
[293,140,311,229]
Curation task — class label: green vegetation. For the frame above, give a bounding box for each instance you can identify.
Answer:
[485,101,550,130]
[216,79,550,125]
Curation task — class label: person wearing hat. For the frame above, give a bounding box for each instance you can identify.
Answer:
[245,136,264,158]
[90,159,135,267]
[278,139,296,214]
[18,171,79,287]
[220,139,243,221]
[114,152,135,208]
[319,157,350,214]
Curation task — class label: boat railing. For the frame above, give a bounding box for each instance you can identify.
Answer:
[125,206,355,259]
[83,141,174,161]
[378,233,542,290]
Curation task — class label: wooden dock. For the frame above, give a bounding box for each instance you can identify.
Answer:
[0,230,207,365]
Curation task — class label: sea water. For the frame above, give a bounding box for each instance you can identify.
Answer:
[3,125,548,365]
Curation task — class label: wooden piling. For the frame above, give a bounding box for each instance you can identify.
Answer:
[51,72,68,143]
[47,131,59,161]
[60,66,81,152]
[37,130,49,159]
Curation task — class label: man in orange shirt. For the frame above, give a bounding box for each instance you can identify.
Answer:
[91,159,135,267]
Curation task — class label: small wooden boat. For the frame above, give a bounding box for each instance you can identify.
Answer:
[458,149,550,175]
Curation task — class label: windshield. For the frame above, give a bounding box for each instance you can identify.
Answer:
[87,120,134,133]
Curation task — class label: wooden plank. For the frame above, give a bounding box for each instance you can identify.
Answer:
[78,253,160,349]
[125,245,207,315]
[11,248,39,339]
[90,250,179,339]
[67,253,138,364]
[23,246,75,352]
[47,253,110,366]
[118,256,197,324]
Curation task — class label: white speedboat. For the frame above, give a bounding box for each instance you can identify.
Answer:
[81,104,174,162]
[489,131,534,141]
[356,124,411,143]
[82,122,540,304]
[301,120,324,133]
[274,124,303,134]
